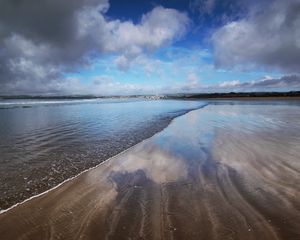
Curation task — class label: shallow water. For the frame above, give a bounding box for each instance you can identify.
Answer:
[0,98,205,210]
[0,101,299,240]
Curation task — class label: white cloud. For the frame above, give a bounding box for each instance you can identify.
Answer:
[219,80,240,88]
[166,75,300,93]
[77,5,190,71]
[212,0,300,72]
[0,2,190,94]
[114,55,131,71]
[106,6,189,52]
[178,72,201,91]
[215,75,300,91]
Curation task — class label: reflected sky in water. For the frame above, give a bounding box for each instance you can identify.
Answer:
[94,102,300,187]
[1,101,300,240]
[0,99,205,210]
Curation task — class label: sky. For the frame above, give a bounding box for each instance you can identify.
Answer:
[0,0,300,95]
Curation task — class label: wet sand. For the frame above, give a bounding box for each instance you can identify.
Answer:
[0,99,204,211]
[0,103,300,240]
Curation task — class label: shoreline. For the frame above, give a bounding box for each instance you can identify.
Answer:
[0,104,207,215]
[0,100,207,211]
[0,140,140,215]
[168,96,300,101]
[0,103,299,239]
[1,91,300,101]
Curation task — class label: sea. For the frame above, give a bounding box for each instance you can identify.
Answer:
[0,98,205,210]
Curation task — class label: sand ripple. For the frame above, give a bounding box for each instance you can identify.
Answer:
[0,103,299,239]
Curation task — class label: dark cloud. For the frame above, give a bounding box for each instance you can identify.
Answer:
[213,0,300,73]
[0,0,104,45]
[0,0,189,95]
[0,0,108,94]
[0,0,111,68]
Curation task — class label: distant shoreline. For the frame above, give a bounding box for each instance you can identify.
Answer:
[166,91,300,100]
[171,96,300,101]
[1,91,300,100]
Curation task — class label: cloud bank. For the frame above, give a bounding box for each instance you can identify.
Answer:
[173,75,300,93]
[214,75,300,92]
[1,0,299,95]
[0,0,189,94]
[213,0,300,72]
[46,74,300,96]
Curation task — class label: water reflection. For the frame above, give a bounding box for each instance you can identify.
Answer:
[0,102,300,240]
[0,99,205,210]
[110,143,188,184]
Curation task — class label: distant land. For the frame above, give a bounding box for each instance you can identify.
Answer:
[165,91,300,99]
[1,91,300,100]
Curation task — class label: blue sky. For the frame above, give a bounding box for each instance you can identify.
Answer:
[68,46,279,94]
[0,0,299,95]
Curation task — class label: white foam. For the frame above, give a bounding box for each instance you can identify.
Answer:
[0,139,143,215]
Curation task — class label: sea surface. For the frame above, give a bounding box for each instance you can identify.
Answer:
[0,98,205,210]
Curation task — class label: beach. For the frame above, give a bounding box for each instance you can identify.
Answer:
[0,99,203,210]
[0,102,299,239]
